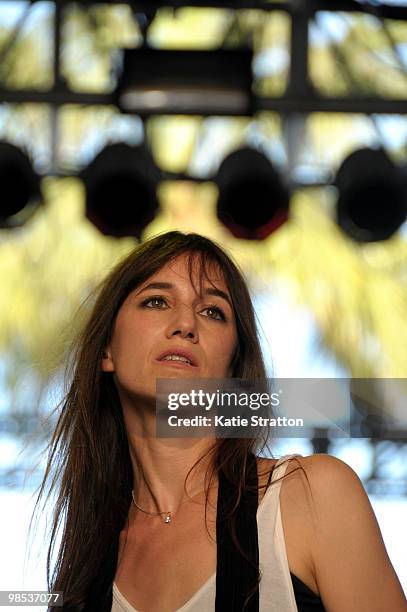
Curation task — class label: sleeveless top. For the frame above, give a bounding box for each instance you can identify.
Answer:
[111,454,326,612]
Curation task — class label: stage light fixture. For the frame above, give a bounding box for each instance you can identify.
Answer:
[335,147,407,243]
[215,147,290,240]
[116,48,253,116]
[81,143,161,238]
[0,142,42,229]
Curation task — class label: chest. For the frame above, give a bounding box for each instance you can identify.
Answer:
[113,464,319,611]
[115,497,217,612]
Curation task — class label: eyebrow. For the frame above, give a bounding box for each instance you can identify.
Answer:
[137,282,233,308]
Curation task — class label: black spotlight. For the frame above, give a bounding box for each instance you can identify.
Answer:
[0,142,42,229]
[81,143,161,238]
[215,147,290,240]
[335,147,407,242]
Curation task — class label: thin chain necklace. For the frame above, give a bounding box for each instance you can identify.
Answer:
[131,489,202,524]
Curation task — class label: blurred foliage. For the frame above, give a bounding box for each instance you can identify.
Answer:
[249,190,407,378]
[254,11,290,97]
[62,5,140,91]
[148,7,231,49]
[0,177,136,410]
[0,6,53,89]
[0,4,406,411]
[310,15,407,98]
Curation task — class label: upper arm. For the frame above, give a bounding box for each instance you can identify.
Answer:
[305,454,407,612]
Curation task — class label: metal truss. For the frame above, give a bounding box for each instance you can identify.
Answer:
[0,0,406,114]
[12,0,407,21]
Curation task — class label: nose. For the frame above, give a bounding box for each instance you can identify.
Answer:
[165,303,198,342]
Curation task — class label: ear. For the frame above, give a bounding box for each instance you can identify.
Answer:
[101,346,115,372]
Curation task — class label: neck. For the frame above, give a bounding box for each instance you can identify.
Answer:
[120,390,217,515]
[128,435,217,515]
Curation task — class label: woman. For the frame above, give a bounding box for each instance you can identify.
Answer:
[35,231,406,612]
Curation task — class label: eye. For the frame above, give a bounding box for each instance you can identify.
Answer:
[141,295,168,309]
[140,296,226,321]
[202,305,226,321]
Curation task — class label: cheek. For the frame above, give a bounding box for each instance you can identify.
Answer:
[215,329,238,368]
[111,319,143,361]
[112,313,165,367]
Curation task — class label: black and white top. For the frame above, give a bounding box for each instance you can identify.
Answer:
[112,454,325,612]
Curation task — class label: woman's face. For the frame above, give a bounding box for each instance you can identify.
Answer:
[102,253,238,404]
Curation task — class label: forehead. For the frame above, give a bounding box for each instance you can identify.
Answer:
[147,252,227,289]
[120,252,235,315]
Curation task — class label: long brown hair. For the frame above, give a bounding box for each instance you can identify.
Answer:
[31,230,298,610]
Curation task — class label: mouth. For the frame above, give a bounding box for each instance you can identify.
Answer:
[156,350,198,368]
[156,359,196,369]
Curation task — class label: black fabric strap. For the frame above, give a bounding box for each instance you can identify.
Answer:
[215,451,260,612]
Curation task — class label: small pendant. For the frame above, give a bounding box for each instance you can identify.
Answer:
[164,512,171,524]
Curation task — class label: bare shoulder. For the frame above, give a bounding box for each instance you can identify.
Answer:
[258,454,318,515]
[257,455,322,595]
[289,454,407,612]
[256,454,314,503]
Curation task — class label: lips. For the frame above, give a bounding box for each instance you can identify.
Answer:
[156,348,199,367]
